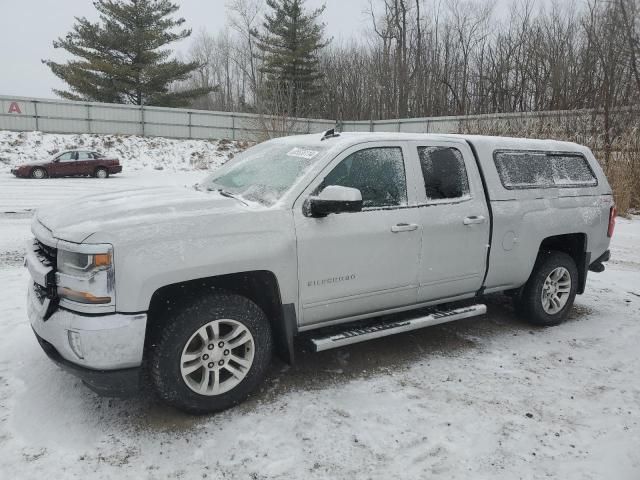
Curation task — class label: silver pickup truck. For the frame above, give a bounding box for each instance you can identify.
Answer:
[25,131,615,413]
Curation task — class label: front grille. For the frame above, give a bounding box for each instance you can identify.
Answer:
[31,238,59,309]
[35,239,57,269]
[33,282,48,302]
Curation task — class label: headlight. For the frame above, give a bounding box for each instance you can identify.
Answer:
[58,250,112,276]
[56,242,115,311]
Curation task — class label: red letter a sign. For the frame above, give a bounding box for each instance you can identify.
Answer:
[8,102,22,114]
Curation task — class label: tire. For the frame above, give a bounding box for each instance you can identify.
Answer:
[31,167,47,179]
[94,167,109,178]
[516,251,578,326]
[150,292,273,414]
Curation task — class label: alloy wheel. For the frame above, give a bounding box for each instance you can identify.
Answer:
[180,319,255,396]
[541,267,571,315]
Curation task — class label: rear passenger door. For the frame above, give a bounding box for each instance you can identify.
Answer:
[409,141,491,302]
[76,151,94,175]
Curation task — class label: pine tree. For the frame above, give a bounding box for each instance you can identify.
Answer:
[255,0,329,116]
[43,0,212,107]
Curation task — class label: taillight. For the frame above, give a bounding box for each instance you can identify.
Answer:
[607,205,617,238]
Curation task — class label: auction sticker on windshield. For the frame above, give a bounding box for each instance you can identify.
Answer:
[287,147,319,159]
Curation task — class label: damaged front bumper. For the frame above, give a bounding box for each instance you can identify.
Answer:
[28,281,147,396]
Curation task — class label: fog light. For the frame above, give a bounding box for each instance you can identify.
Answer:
[68,330,84,359]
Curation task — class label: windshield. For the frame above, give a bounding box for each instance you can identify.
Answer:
[204,141,329,206]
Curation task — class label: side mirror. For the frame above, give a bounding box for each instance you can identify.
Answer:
[306,185,363,217]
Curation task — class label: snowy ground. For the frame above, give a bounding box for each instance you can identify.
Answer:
[0,133,639,479]
[0,172,204,213]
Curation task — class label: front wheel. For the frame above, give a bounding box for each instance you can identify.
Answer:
[516,251,578,326]
[150,292,273,414]
[31,167,47,179]
[94,167,109,178]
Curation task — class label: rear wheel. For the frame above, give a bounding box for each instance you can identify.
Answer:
[31,167,47,179]
[516,251,578,326]
[94,167,108,178]
[150,292,273,414]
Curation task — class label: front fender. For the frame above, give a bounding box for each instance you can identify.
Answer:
[94,210,298,313]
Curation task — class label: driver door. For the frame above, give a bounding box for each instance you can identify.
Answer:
[53,151,77,176]
[293,142,422,327]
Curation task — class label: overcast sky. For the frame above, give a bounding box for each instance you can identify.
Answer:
[0,0,539,99]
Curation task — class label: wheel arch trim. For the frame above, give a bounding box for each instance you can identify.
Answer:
[145,270,297,365]
[535,233,589,294]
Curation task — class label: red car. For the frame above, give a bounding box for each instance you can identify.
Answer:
[11,150,122,179]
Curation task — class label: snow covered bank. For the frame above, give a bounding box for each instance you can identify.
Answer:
[0,130,246,172]
[0,130,244,213]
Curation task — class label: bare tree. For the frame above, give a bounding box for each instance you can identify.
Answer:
[227,0,263,99]
[183,0,640,124]
[619,0,640,96]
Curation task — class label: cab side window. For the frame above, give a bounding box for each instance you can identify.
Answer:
[418,146,470,201]
[77,151,92,160]
[321,147,407,208]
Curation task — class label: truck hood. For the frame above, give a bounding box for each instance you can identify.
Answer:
[35,186,259,243]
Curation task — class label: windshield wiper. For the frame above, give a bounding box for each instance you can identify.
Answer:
[208,188,249,206]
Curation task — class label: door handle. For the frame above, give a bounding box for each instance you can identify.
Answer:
[391,223,419,233]
[463,215,486,225]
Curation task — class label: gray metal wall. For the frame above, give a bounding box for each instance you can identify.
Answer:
[0,95,626,144]
[0,95,335,141]
[341,109,624,135]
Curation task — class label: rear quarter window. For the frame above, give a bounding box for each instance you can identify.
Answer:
[494,150,597,189]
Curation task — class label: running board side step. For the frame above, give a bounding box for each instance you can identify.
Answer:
[310,304,487,352]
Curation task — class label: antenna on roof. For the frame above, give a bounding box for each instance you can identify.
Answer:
[321,128,340,141]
